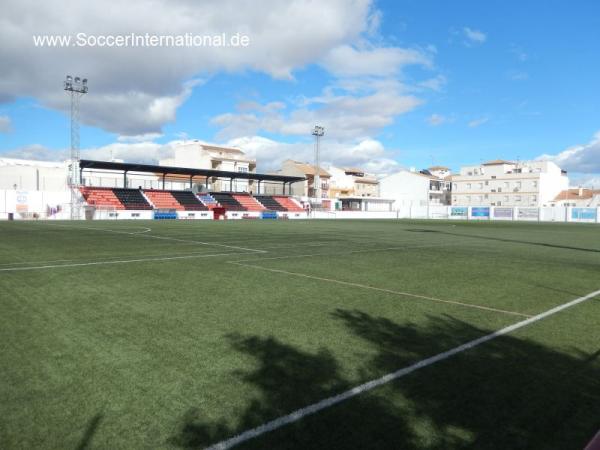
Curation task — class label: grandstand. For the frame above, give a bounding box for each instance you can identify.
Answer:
[74,160,307,219]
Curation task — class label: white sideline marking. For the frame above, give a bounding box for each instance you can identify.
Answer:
[41,223,266,253]
[0,249,254,267]
[0,251,253,272]
[231,262,531,318]
[206,288,600,450]
[231,240,473,264]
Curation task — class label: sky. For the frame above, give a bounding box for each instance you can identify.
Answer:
[0,0,599,185]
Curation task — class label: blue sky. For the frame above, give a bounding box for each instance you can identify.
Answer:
[0,0,599,184]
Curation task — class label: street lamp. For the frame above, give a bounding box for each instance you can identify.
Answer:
[312,125,324,201]
[64,75,88,220]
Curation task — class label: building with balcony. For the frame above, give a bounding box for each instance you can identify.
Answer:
[327,166,380,198]
[451,160,569,207]
[159,141,256,192]
[278,160,331,199]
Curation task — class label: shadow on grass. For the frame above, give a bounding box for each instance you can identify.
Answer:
[406,228,600,254]
[75,413,103,450]
[169,313,600,449]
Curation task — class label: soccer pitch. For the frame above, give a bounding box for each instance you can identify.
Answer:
[1,219,599,449]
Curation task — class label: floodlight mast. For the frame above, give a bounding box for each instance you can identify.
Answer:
[312,125,324,201]
[64,75,88,219]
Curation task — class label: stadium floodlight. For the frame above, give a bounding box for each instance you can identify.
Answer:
[64,75,88,219]
[312,125,325,201]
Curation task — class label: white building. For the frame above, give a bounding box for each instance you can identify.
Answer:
[549,188,600,207]
[451,159,569,207]
[159,141,256,192]
[379,170,430,209]
[379,168,452,209]
[326,166,380,198]
[0,157,69,191]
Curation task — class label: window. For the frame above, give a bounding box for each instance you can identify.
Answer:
[478,183,483,189]
[484,194,489,199]
[485,181,489,185]
[466,183,471,189]
[532,180,538,188]
[453,183,457,190]
[515,195,521,202]
[504,182,509,189]
[516,181,522,188]
[238,166,249,173]
[504,196,509,203]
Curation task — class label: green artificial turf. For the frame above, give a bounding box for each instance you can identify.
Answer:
[0,219,599,449]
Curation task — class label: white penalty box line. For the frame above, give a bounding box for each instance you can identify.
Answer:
[36,223,267,254]
[206,288,600,450]
[0,251,257,272]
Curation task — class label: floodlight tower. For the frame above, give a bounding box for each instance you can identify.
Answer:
[312,125,324,201]
[64,75,88,219]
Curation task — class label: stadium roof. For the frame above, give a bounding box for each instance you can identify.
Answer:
[79,159,305,183]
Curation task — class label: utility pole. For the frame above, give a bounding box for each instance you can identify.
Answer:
[312,125,324,201]
[64,75,88,220]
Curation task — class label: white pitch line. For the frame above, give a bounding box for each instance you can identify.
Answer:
[41,223,266,253]
[230,240,473,264]
[0,251,254,272]
[206,288,600,450]
[231,262,531,318]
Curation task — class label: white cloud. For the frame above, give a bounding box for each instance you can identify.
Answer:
[570,175,600,188]
[80,141,175,163]
[427,114,447,126]
[0,115,12,133]
[507,70,529,81]
[227,135,400,175]
[418,75,447,92]
[0,0,373,135]
[321,44,431,77]
[537,131,600,173]
[463,27,487,45]
[212,84,422,141]
[2,135,401,176]
[117,133,164,143]
[468,117,489,128]
[510,45,528,62]
[2,144,67,161]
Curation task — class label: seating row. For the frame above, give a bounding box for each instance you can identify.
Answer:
[81,187,305,213]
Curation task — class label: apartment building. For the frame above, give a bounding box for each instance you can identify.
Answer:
[278,160,331,199]
[327,166,379,198]
[159,141,256,192]
[451,160,568,207]
[421,166,452,205]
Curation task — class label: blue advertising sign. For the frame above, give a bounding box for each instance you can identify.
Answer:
[571,208,597,221]
[471,207,490,218]
[451,207,468,217]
